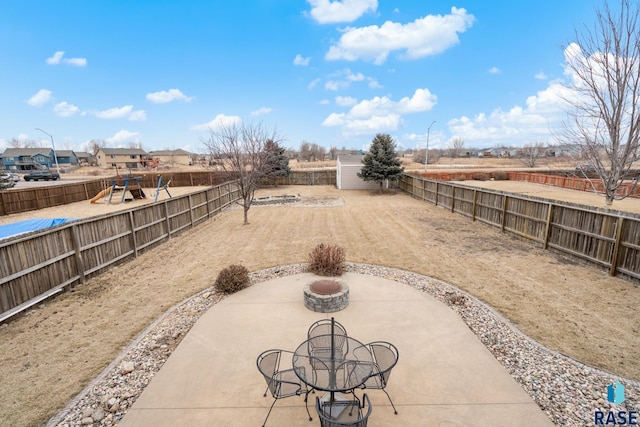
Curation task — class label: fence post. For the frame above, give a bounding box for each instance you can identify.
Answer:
[70,225,85,287]
[501,195,509,232]
[435,181,439,206]
[188,194,194,228]
[451,186,455,213]
[128,211,139,257]
[472,189,478,221]
[543,203,554,249]
[610,217,625,276]
[164,201,172,240]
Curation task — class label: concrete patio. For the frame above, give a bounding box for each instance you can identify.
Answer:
[119,272,554,427]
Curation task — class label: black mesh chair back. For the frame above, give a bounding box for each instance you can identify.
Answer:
[361,341,399,414]
[257,349,311,426]
[308,319,348,355]
[315,393,372,427]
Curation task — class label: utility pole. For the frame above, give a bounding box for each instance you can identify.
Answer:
[35,128,61,175]
[424,121,436,172]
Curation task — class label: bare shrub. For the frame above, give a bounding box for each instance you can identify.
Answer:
[308,243,346,276]
[472,173,490,181]
[214,265,250,294]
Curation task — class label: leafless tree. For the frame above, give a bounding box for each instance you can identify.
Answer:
[87,139,106,156]
[9,137,38,148]
[559,0,640,206]
[447,137,465,158]
[202,121,282,224]
[519,141,546,167]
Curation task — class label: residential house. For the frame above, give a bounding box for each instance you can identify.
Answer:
[149,149,193,167]
[96,148,149,169]
[54,150,78,165]
[75,152,95,165]
[0,147,56,171]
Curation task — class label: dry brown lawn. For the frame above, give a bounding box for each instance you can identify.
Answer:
[0,184,639,427]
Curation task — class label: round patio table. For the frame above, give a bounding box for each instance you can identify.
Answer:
[292,333,374,393]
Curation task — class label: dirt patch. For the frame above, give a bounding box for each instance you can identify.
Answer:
[0,185,639,427]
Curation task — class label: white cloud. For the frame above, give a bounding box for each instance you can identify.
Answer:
[192,114,242,131]
[534,71,548,80]
[64,57,87,67]
[46,51,64,65]
[146,89,193,104]
[447,82,569,146]
[46,51,87,67]
[308,0,377,24]
[106,130,141,146]
[320,99,331,105]
[324,68,372,91]
[322,88,436,136]
[53,101,79,117]
[488,66,500,74]
[293,54,311,66]
[251,107,273,116]
[325,7,474,64]
[335,96,357,106]
[128,110,147,121]
[27,89,53,107]
[92,105,145,121]
[308,78,321,89]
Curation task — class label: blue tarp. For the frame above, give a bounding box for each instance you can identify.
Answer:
[0,218,76,240]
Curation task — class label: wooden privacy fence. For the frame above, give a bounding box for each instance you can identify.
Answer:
[0,170,335,216]
[399,174,640,282]
[0,181,241,322]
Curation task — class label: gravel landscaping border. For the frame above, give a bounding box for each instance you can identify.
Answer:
[48,263,639,427]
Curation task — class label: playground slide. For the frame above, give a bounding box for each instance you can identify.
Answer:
[90,187,112,203]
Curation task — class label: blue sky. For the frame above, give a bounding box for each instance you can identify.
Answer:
[0,0,602,154]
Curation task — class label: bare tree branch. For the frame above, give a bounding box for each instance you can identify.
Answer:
[201,121,282,224]
[559,0,640,206]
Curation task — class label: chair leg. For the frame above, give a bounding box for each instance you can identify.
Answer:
[262,398,278,427]
[304,389,313,421]
[382,389,398,414]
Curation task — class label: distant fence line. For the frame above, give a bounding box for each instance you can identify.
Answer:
[0,181,241,323]
[416,170,640,198]
[507,171,640,198]
[398,174,640,282]
[0,170,336,217]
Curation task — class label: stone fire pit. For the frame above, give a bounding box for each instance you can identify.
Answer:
[303,279,349,313]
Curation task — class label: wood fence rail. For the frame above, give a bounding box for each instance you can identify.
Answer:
[0,181,241,322]
[398,174,640,282]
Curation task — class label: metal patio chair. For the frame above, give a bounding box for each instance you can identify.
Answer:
[307,319,349,360]
[356,341,399,414]
[257,349,313,426]
[315,393,372,427]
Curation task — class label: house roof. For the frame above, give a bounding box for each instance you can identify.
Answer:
[1,147,52,157]
[55,150,76,157]
[337,154,365,165]
[75,152,92,158]
[149,149,192,156]
[99,148,149,155]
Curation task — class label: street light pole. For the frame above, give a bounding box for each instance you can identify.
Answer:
[35,128,60,175]
[424,121,436,172]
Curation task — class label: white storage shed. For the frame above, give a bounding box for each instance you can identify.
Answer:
[336,154,381,190]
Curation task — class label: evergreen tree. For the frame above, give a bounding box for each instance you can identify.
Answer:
[358,133,404,193]
[262,139,291,186]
